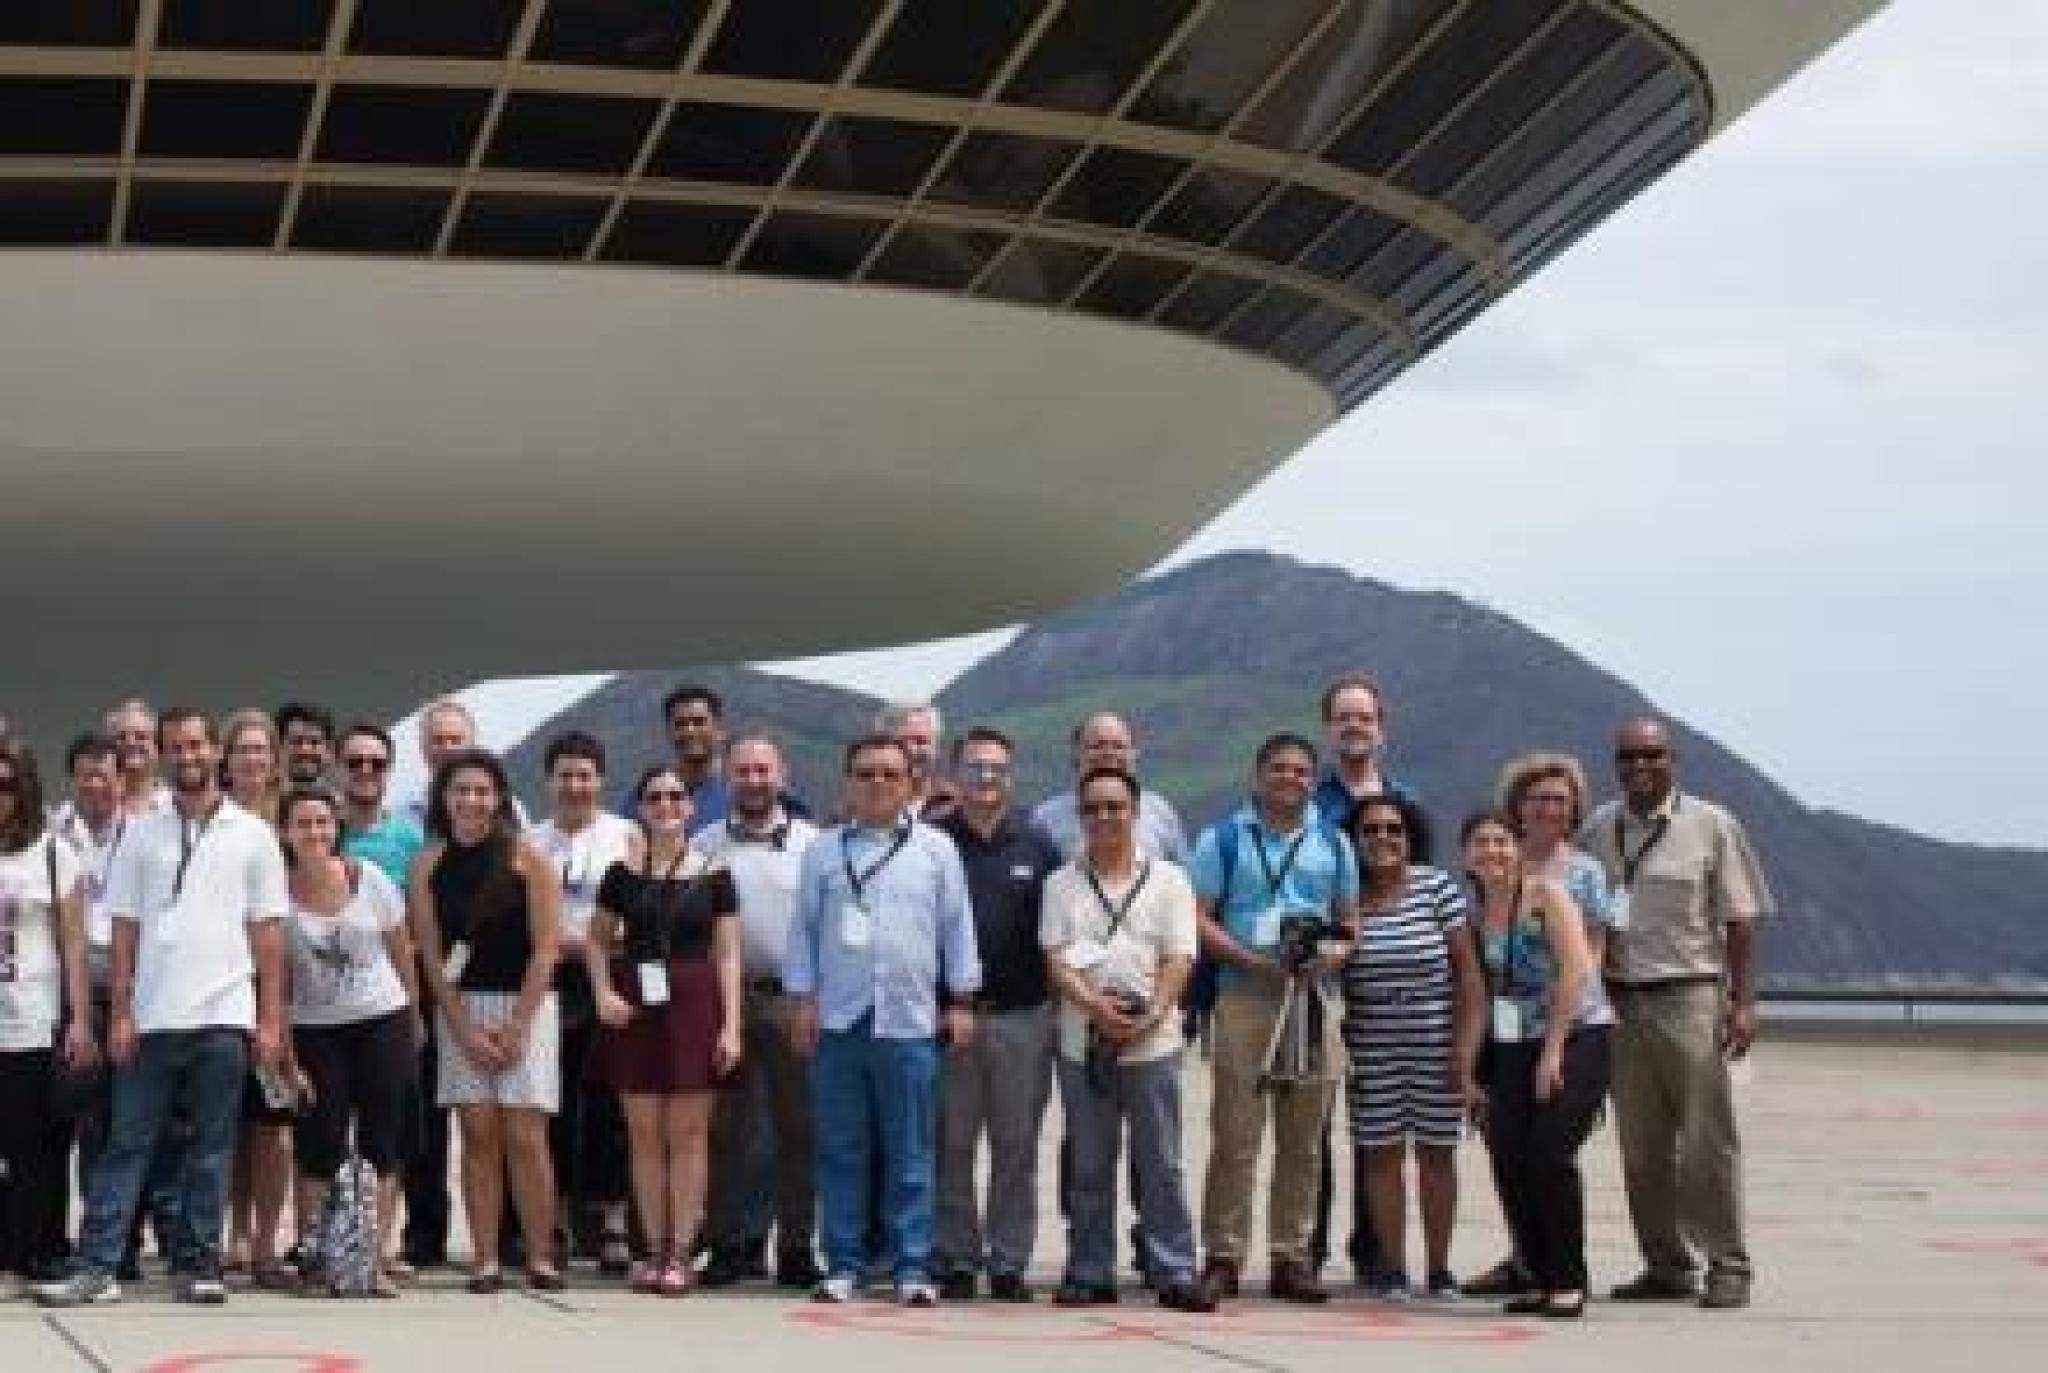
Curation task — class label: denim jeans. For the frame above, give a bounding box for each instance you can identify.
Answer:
[75,996,185,1262]
[78,1028,247,1275]
[935,1004,1052,1278]
[1055,1050,1197,1289]
[812,1017,937,1284]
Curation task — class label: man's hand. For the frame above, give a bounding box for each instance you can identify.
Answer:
[253,1016,285,1070]
[110,1009,139,1068]
[1090,995,1139,1046]
[943,1004,976,1050]
[789,998,820,1059]
[1722,1000,1758,1060]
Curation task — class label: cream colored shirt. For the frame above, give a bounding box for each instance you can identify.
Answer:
[1040,859,1197,1065]
[1582,791,1773,984]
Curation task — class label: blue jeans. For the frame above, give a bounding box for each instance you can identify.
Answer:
[1056,1050,1197,1288]
[78,1028,247,1275]
[813,1018,937,1284]
[76,996,186,1261]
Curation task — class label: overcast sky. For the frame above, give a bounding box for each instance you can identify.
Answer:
[428,0,2045,849]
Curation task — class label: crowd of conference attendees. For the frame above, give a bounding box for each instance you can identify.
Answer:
[0,676,1771,1319]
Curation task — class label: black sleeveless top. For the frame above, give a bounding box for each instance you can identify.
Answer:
[431,836,535,994]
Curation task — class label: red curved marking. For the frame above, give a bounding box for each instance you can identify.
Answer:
[145,1354,361,1373]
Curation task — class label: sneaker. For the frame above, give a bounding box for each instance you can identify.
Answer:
[181,1265,228,1305]
[987,1272,1031,1303]
[698,1248,750,1289]
[1367,1269,1413,1302]
[1423,1269,1461,1301]
[35,1269,123,1308]
[937,1270,977,1301]
[1052,1279,1119,1306]
[812,1272,860,1304]
[1460,1256,1533,1297]
[1157,1282,1217,1314]
[1611,1269,1698,1302]
[1700,1270,1751,1310]
[897,1278,938,1308]
[776,1251,824,1290]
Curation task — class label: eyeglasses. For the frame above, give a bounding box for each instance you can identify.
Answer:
[957,761,1010,780]
[1080,801,1130,819]
[1357,822,1406,838]
[1616,747,1670,763]
[342,756,391,773]
[851,767,906,782]
[642,789,688,805]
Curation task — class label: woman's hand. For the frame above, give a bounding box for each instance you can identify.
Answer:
[1534,1043,1565,1102]
[713,1025,742,1077]
[63,1014,98,1070]
[597,990,634,1029]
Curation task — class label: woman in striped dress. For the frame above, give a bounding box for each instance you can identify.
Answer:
[1341,794,1486,1301]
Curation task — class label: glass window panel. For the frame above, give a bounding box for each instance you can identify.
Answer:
[740,212,887,281]
[927,132,1080,214]
[318,85,492,166]
[1128,0,1329,134]
[792,116,952,199]
[0,179,115,244]
[702,0,884,83]
[127,180,285,246]
[975,239,1105,306]
[0,2,136,46]
[1348,226,1434,298]
[866,223,1008,290]
[603,199,756,266]
[1273,302,1353,368]
[292,184,450,253]
[1236,0,1448,151]
[1501,116,1696,269]
[1232,184,1345,265]
[1148,168,1271,247]
[1324,0,1563,178]
[1485,90,1697,249]
[349,0,524,58]
[1396,6,1623,199]
[1298,204,1404,279]
[529,0,709,70]
[1157,271,1259,333]
[450,192,608,258]
[0,79,129,156]
[140,81,316,160]
[159,0,332,52]
[484,93,659,175]
[858,0,1048,99]
[1002,0,1200,116]
[648,102,813,186]
[1221,287,1315,351]
[1307,318,1383,380]
[1075,253,1192,320]
[1045,146,1182,229]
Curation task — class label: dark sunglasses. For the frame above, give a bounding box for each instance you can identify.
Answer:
[1357,821,1406,837]
[342,755,391,773]
[1080,801,1130,818]
[851,767,905,782]
[1616,747,1669,763]
[641,789,689,804]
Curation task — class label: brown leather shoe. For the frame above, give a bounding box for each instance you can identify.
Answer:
[1269,1258,1330,1304]
[1195,1257,1239,1307]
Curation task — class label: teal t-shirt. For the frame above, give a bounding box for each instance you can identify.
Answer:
[343,811,426,889]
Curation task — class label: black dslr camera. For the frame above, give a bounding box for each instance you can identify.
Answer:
[1275,914,1323,973]
[1085,988,1151,1094]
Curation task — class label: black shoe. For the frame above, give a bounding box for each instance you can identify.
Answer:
[1610,1269,1698,1302]
[1543,1290,1588,1319]
[1052,1279,1118,1306]
[937,1270,977,1301]
[736,1239,769,1280]
[698,1249,750,1289]
[1157,1283,1217,1314]
[1503,1292,1551,1316]
[1461,1257,1534,1297]
[116,1253,144,1284]
[776,1252,824,1289]
[988,1273,1031,1303]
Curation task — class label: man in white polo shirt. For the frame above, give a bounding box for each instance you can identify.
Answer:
[38,707,287,1308]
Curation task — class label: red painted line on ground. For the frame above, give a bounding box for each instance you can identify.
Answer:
[144,1354,362,1373]
[1926,1236,2048,1268]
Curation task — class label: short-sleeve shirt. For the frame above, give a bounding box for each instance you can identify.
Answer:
[104,798,288,1034]
[1582,792,1774,985]
[528,812,636,937]
[597,855,737,966]
[696,813,820,979]
[1343,865,1466,1010]
[0,834,85,1050]
[287,862,409,1027]
[1188,803,1359,990]
[342,810,425,891]
[1032,790,1189,864]
[1039,859,1199,1065]
[936,811,1062,1011]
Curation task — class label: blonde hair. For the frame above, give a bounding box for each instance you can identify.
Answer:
[1494,751,1589,832]
[222,707,283,822]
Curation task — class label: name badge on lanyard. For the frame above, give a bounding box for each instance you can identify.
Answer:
[840,903,874,950]
[637,961,671,1006]
[839,824,910,952]
[1490,996,1525,1044]
[1608,886,1633,930]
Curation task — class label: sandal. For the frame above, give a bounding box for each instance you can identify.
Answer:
[598,1229,633,1278]
[371,1268,402,1299]
[526,1264,566,1293]
[629,1257,662,1295]
[466,1266,505,1295]
[658,1254,693,1298]
[251,1260,301,1293]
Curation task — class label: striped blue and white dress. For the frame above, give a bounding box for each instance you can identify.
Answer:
[1342,865,1469,1149]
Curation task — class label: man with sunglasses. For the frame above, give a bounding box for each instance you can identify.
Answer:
[1582,716,1773,1311]
[930,728,1060,1301]
[337,724,423,890]
[785,735,980,1308]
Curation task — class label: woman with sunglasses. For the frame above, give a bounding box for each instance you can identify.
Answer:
[1461,811,1608,1319]
[0,740,96,1298]
[586,766,742,1296]
[1341,794,1485,1301]
[277,787,418,1297]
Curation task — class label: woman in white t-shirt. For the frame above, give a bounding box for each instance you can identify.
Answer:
[0,741,95,1294]
[278,788,420,1298]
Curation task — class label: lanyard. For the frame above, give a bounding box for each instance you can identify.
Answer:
[841,823,911,909]
[1251,821,1310,902]
[731,820,790,851]
[1084,859,1152,940]
[638,845,693,959]
[1616,794,1677,887]
[172,801,223,901]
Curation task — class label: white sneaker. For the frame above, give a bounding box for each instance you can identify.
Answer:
[897,1278,938,1308]
[34,1270,123,1307]
[812,1273,860,1304]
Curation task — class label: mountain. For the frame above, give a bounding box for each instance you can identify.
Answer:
[512,552,2048,992]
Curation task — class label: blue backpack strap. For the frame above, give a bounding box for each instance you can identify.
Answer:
[1181,819,1237,1036]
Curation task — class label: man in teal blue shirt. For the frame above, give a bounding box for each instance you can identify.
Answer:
[336,723,424,887]
[1187,734,1357,1307]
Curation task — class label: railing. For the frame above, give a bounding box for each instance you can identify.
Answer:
[1760,989,2048,1029]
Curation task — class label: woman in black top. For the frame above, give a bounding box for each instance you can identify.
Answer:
[409,749,565,1294]
[587,766,741,1296]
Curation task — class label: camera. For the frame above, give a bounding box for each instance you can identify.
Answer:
[1276,914,1323,972]
[1085,987,1152,1094]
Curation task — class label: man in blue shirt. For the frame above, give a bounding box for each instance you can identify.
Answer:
[785,735,981,1307]
[1188,734,1358,1307]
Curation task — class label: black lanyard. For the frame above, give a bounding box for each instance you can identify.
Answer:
[172,801,223,901]
[731,819,790,851]
[1251,822,1310,902]
[1084,859,1152,940]
[841,823,911,909]
[638,845,692,960]
[1616,795,1677,887]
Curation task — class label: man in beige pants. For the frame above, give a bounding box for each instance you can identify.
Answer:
[1188,734,1358,1307]
[1583,717,1773,1310]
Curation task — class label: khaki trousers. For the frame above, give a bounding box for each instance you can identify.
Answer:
[1609,980,1750,1279]
[1201,983,1341,1266]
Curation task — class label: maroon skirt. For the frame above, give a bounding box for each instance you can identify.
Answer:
[588,956,728,1095]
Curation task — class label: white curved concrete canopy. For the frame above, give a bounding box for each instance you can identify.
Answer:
[1630,0,1886,130]
[0,252,1329,737]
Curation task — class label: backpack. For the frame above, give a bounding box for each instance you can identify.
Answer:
[1181,813,1348,1040]
[307,1154,379,1296]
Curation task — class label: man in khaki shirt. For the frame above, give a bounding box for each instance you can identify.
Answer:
[1581,716,1772,1311]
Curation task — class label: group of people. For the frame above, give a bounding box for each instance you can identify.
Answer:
[0,673,1772,1321]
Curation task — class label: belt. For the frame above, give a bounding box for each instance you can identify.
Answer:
[1607,973,1721,994]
